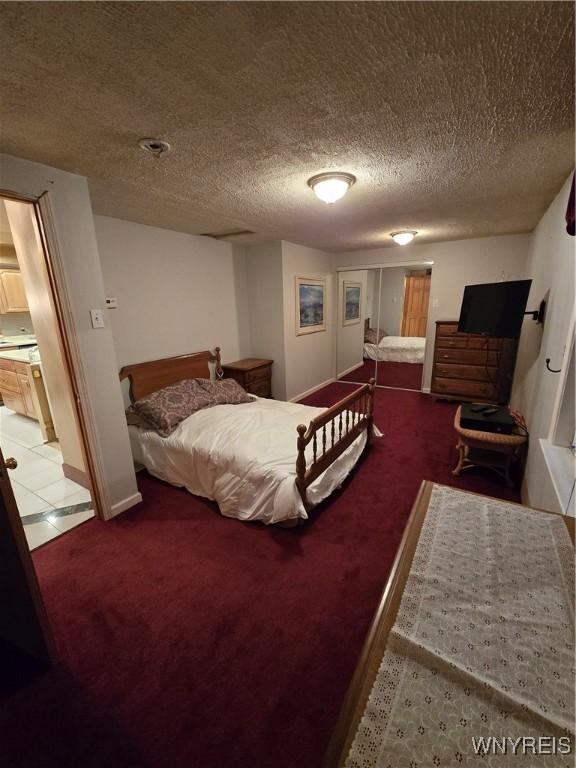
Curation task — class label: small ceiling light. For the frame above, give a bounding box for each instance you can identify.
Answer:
[307,172,356,204]
[138,137,171,156]
[391,230,417,245]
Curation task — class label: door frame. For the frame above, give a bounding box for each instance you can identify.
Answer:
[0,189,106,520]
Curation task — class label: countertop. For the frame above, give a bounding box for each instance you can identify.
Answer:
[0,335,37,347]
[0,349,40,364]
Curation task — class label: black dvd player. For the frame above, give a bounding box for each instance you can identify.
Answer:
[460,403,515,434]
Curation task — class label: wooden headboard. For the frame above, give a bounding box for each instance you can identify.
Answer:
[119,348,222,402]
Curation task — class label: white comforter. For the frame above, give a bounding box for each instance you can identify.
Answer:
[364,335,425,363]
[129,397,367,525]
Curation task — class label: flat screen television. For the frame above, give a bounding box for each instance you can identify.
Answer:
[458,279,532,339]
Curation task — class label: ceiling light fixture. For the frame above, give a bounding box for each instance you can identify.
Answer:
[307,172,356,204]
[391,230,417,245]
[138,137,171,156]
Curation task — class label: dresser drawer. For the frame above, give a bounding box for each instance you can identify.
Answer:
[14,361,30,376]
[245,366,271,386]
[433,362,497,382]
[436,336,501,351]
[0,368,20,393]
[436,323,460,337]
[432,376,497,399]
[435,348,498,366]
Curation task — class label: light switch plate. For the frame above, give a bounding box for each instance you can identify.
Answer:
[90,309,105,328]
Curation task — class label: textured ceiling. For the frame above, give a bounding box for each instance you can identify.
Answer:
[0,2,574,252]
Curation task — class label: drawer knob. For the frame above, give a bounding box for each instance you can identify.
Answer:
[4,457,17,470]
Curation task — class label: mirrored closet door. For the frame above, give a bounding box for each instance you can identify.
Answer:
[336,264,432,392]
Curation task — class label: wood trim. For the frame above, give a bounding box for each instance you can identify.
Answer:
[62,462,91,490]
[119,347,222,403]
[34,195,108,520]
[323,480,433,768]
[323,481,575,768]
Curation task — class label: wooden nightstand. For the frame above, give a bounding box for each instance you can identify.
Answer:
[222,358,273,398]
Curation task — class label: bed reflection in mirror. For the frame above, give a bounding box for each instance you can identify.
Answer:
[336,265,431,392]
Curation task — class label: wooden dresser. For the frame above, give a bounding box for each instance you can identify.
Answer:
[431,321,518,404]
[222,358,273,398]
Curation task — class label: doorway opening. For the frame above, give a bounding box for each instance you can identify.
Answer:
[0,196,97,550]
[336,265,432,392]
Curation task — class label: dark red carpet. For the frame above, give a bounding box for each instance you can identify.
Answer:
[1,386,519,768]
[340,359,423,390]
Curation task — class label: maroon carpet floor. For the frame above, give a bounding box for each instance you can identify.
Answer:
[340,359,423,390]
[1,386,519,768]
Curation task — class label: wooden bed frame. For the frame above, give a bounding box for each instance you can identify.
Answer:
[119,348,375,512]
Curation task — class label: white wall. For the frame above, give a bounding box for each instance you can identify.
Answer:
[244,242,286,400]
[282,242,335,401]
[365,270,378,327]
[337,269,368,377]
[372,266,407,336]
[511,175,575,512]
[337,234,529,390]
[0,153,140,518]
[95,216,251,381]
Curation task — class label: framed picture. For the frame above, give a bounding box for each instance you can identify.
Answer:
[343,281,362,326]
[295,275,326,335]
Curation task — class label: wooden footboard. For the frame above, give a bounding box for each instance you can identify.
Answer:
[296,379,375,510]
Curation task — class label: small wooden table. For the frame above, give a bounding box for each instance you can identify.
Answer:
[452,405,527,488]
[221,358,273,398]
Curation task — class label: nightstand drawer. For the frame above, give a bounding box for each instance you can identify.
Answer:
[247,381,271,398]
[245,367,271,386]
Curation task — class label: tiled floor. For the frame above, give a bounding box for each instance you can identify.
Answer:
[0,407,94,550]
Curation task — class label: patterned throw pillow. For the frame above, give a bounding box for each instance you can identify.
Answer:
[132,379,214,437]
[196,378,254,405]
[364,327,387,344]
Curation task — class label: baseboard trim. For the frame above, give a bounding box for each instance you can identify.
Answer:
[337,362,364,378]
[108,492,143,519]
[290,377,336,402]
[422,387,431,394]
[62,463,91,490]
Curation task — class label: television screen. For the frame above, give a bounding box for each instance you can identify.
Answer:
[458,280,532,339]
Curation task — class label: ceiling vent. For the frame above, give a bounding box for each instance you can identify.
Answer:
[201,228,256,241]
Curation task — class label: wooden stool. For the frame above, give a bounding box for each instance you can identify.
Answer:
[452,406,528,488]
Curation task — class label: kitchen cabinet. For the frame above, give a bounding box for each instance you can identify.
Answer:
[0,270,29,313]
[0,356,55,442]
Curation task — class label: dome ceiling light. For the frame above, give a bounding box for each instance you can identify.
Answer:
[307,172,356,204]
[391,230,417,245]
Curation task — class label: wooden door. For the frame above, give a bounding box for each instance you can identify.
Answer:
[0,445,55,685]
[0,270,29,312]
[401,275,431,337]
